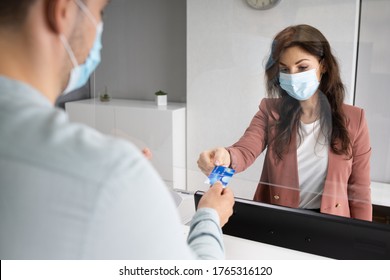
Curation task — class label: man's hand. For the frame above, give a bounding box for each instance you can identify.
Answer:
[142,148,152,160]
[197,182,235,227]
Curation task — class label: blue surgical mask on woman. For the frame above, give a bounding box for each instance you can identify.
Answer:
[279,68,320,101]
[60,0,103,95]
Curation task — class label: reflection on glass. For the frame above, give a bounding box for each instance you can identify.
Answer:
[198,24,372,222]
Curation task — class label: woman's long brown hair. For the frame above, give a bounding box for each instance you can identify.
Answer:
[264,24,351,160]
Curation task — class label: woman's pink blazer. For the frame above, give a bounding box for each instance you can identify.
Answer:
[227,98,372,221]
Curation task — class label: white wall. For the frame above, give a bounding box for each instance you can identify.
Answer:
[355,0,390,183]
[186,0,360,198]
[94,0,186,103]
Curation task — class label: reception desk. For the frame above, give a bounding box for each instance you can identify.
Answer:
[176,191,328,260]
[181,224,328,260]
[176,187,390,260]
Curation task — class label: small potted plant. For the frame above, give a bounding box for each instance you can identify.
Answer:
[155,90,168,106]
[100,86,111,102]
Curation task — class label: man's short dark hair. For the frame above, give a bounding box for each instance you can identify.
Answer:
[0,0,38,27]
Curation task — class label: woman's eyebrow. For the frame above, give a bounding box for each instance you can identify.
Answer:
[279,59,311,66]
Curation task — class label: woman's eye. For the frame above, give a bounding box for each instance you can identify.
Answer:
[280,68,288,73]
[298,66,308,72]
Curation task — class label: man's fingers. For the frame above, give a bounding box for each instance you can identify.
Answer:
[210,181,224,192]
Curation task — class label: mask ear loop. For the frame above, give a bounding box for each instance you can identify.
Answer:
[59,34,78,68]
[74,0,98,26]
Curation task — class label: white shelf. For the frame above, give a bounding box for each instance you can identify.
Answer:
[65,98,186,189]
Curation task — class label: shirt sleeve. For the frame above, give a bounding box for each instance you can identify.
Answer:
[227,98,269,172]
[187,208,225,260]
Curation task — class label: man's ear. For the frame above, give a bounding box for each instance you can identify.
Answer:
[45,0,76,35]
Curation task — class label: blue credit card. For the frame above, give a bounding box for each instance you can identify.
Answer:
[205,166,235,187]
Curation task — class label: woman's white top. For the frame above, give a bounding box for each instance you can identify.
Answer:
[297,119,329,209]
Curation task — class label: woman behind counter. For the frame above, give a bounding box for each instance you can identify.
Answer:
[198,24,372,221]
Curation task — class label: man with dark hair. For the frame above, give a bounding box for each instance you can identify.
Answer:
[0,0,37,26]
[0,0,234,259]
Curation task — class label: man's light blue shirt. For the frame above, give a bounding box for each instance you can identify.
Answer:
[0,76,224,259]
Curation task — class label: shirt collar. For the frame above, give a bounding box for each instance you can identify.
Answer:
[0,75,53,108]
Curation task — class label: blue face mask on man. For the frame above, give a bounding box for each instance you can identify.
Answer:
[60,0,103,95]
[279,68,320,101]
